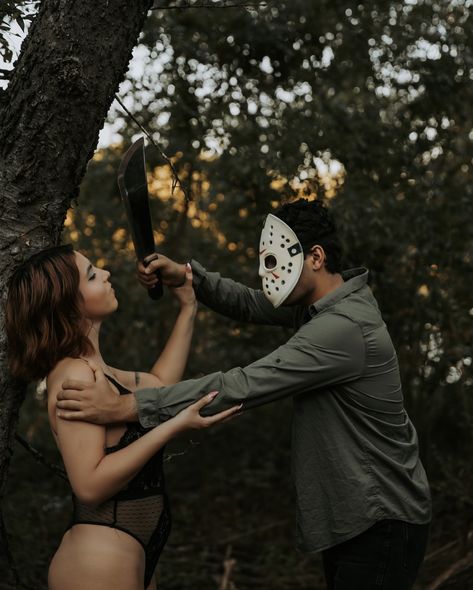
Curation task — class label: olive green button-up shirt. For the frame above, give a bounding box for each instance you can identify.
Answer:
[135,260,431,552]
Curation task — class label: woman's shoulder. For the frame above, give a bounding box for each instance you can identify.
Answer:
[46,357,95,437]
[47,357,94,396]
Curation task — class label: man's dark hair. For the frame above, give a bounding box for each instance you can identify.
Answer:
[274,198,343,273]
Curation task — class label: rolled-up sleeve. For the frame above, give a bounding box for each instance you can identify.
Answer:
[136,313,365,428]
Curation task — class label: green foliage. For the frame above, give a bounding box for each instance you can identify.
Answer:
[0,1,38,72]
[119,0,473,473]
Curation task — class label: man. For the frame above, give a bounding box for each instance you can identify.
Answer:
[57,198,431,589]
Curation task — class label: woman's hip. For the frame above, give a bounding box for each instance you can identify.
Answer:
[48,524,146,590]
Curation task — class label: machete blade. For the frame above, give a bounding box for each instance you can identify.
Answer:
[117,137,163,300]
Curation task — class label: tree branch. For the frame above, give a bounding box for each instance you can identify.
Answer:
[151,1,268,10]
[426,550,473,590]
[114,93,192,202]
[14,433,67,480]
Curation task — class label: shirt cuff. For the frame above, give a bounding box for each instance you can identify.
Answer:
[189,259,207,289]
[135,388,164,429]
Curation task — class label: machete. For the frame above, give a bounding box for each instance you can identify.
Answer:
[117,137,163,301]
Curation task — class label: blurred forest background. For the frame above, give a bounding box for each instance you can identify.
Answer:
[1,1,472,589]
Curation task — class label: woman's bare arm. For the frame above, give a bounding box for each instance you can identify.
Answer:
[107,366,163,391]
[149,263,197,385]
[150,304,196,385]
[49,359,240,505]
[47,359,181,505]
[110,265,196,388]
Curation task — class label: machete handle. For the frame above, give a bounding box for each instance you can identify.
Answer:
[143,256,163,301]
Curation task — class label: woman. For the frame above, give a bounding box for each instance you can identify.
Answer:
[5,244,240,590]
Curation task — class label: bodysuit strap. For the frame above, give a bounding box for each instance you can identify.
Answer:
[78,357,131,394]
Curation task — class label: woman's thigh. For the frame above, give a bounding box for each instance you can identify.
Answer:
[322,520,430,590]
[48,525,146,590]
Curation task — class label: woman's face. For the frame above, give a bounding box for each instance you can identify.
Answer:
[74,251,118,320]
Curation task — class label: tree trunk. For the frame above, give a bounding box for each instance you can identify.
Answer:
[0,0,153,507]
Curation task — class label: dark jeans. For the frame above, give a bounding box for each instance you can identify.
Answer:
[322,519,430,590]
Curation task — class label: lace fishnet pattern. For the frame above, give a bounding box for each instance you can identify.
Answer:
[66,374,171,588]
[73,494,165,546]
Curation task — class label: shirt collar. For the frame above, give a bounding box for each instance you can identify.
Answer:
[308,267,369,317]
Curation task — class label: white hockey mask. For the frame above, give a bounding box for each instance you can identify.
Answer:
[258,213,304,307]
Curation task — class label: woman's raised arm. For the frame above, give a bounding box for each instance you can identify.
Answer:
[149,263,197,385]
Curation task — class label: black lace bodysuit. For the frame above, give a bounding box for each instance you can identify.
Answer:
[65,373,171,588]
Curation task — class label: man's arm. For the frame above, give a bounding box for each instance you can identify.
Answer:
[56,313,362,425]
[138,254,297,328]
[136,312,365,428]
[189,259,297,327]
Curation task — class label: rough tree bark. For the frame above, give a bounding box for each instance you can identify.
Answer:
[0,0,154,516]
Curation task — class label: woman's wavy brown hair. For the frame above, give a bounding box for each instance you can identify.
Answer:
[5,244,93,381]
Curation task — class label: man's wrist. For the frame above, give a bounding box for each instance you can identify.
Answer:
[176,262,188,287]
[116,393,139,422]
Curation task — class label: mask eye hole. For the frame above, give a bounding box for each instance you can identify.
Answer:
[264,254,277,270]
